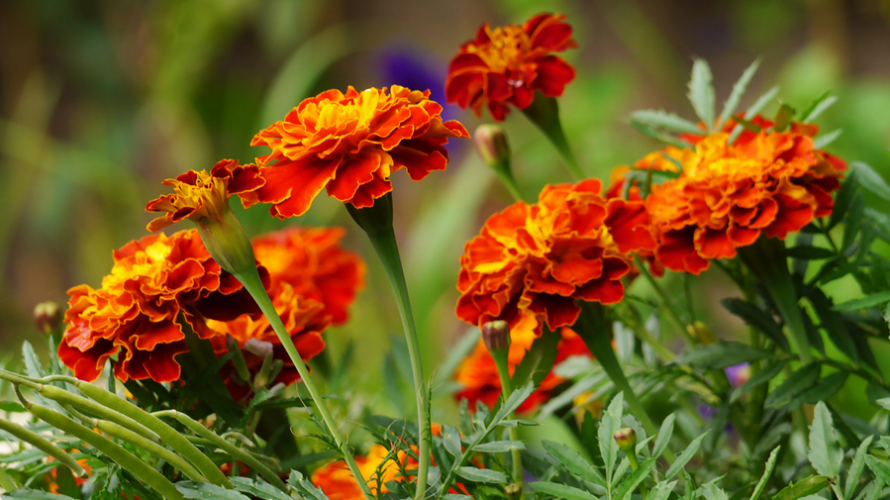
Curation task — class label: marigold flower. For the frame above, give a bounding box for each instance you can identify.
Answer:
[311,445,404,500]
[456,179,655,336]
[638,120,845,274]
[455,315,591,413]
[60,230,264,383]
[445,13,577,121]
[247,86,469,219]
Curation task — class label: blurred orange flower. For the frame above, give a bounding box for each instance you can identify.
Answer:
[445,13,577,121]
[456,179,655,336]
[60,230,264,383]
[311,444,409,500]
[455,315,591,413]
[248,86,469,219]
[145,159,264,232]
[639,119,846,274]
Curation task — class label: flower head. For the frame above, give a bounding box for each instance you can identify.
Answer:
[247,86,469,219]
[456,179,655,336]
[311,445,406,500]
[445,13,577,121]
[639,120,845,274]
[60,230,264,383]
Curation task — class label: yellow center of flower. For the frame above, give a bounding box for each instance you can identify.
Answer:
[305,89,380,136]
[103,239,173,290]
[467,24,529,72]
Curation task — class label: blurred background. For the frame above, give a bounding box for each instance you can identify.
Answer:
[2,0,890,420]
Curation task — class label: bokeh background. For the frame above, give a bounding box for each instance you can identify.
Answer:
[2,0,890,419]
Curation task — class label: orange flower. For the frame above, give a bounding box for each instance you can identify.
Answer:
[445,13,577,121]
[639,120,846,275]
[455,315,591,413]
[145,159,264,232]
[60,230,265,383]
[47,452,91,494]
[456,179,655,336]
[209,227,365,399]
[247,86,469,219]
[311,444,409,500]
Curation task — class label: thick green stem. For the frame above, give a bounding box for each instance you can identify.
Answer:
[492,351,525,499]
[0,415,86,478]
[93,419,205,483]
[491,157,525,203]
[347,194,431,500]
[520,94,585,181]
[235,268,372,499]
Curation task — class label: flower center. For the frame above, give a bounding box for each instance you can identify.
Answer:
[467,24,529,72]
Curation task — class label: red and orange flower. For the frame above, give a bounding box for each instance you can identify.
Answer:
[445,13,577,121]
[633,119,846,274]
[456,179,655,337]
[455,315,591,413]
[60,230,265,383]
[247,86,469,219]
[311,444,406,500]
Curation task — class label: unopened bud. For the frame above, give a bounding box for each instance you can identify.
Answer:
[34,301,61,335]
[244,338,274,358]
[504,483,523,500]
[474,125,510,167]
[687,321,716,345]
[482,320,511,353]
[613,427,637,451]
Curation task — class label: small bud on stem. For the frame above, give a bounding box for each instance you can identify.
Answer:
[482,320,511,353]
[614,427,640,470]
[34,301,61,336]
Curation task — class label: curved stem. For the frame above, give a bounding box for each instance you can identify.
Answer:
[0,414,87,478]
[492,352,525,499]
[236,268,373,500]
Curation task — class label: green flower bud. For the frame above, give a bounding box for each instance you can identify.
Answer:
[475,124,510,167]
[613,427,637,451]
[504,483,523,500]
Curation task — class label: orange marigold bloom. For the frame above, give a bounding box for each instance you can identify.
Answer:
[640,120,846,275]
[445,13,577,121]
[456,179,655,336]
[60,230,264,383]
[455,315,591,413]
[247,86,469,219]
[145,159,264,232]
[311,444,410,500]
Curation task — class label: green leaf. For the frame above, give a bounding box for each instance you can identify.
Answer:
[675,342,775,369]
[721,298,790,352]
[2,491,79,500]
[850,162,890,202]
[792,371,849,407]
[829,172,860,230]
[599,393,624,482]
[774,476,830,500]
[701,483,729,500]
[688,59,716,129]
[614,458,656,500]
[805,287,859,364]
[22,341,45,380]
[650,480,678,500]
[493,382,535,425]
[750,446,780,500]
[665,430,709,479]
[719,58,761,129]
[814,129,842,149]
[230,477,292,500]
[630,110,703,135]
[773,103,796,132]
[631,121,693,149]
[876,398,890,411]
[866,456,890,484]
[766,363,821,408]
[731,360,786,402]
[785,246,836,260]
[730,85,780,143]
[808,402,842,478]
[542,440,606,487]
[288,470,331,500]
[443,425,462,458]
[176,481,251,500]
[531,481,601,500]
[801,93,838,122]
[652,413,676,461]
[845,435,874,500]
[511,330,560,388]
[474,440,525,453]
[833,291,890,312]
[0,401,26,412]
[456,466,508,484]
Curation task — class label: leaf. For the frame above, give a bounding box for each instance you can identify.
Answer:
[765,363,821,408]
[833,291,890,312]
[531,481,600,500]
[492,382,535,425]
[630,110,704,135]
[730,85,780,142]
[675,342,774,369]
[842,191,865,252]
[721,299,790,352]
[877,398,890,411]
[456,466,508,484]
[700,483,729,500]
[599,393,624,482]
[830,172,860,229]
[866,456,890,484]
[0,401,26,412]
[850,162,890,202]
[750,446,780,500]
[773,476,830,500]
[288,470,331,500]
[652,413,676,461]
[542,440,606,487]
[808,402,842,478]
[805,287,858,364]
[845,435,874,500]
[773,103,796,132]
[22,341,46,380]
[731,361,786,402]
[719,58,761,129]
[176,481,251,500]
[814,129,842,149]
[801,93,838,122]
[474,440,525,453]
[230,477,292,500]
[2,491,79,500]
[665,430,709,479]
[792,371,849,407]
[510,330,560,388]
[614,458,656,500]
[785,246,837,260]
[688,59,716,129]
[443,425,462,458]
[650,480,678,500]
[631,121,693,149]
[434,327,481,385]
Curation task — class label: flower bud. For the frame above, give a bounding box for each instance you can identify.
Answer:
[34,301,61,335]
[504,483,523,500]
[482,320,511,354]
[474,125,510,167]
[687,321,717,345]
[244,338,274,358]
[613,427,637,451]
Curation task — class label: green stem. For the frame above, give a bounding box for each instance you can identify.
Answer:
[492,351,525,499]
[491,157,525,202]
[618,303,674,362]
[634,257,695,346]
[520,94,585,181]
[93,419,206,483]
[235,268,372,499]
[0,414,87,478]
[347,194,431,500]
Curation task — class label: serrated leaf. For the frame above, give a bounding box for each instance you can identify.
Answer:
[2,491,79,500]
[833,291,890,312]
[750,446,780,500]
[802,94,838,122]
[493,382,535,425]
[665,430,709,479]
[650,480,678,500]
[652,413,676,460]
[456,466,508,483]
[474,440,525,453]
[814,129,842,149]
[688,59,716,129]
[630,110,704,134]
[531,481,600,500]
[719,58,761,129]
[443,495,473,500]
[631,121,693,149]
[542,440,606,486]
[851,162,890,202]
[721,299,790,352]
[614,458,656,500]
[808,402,842,478]
[443,425,462,458]
[845,435,874,500]
[774,476,830,500]
[792,371,849,407]
[176,481,252,500]
[22,341,45,380]
[766,363,821,408]
[599,393,624,482]
[701,483,729,500]
[675,342,774,369]
[866,456,890,484]
[230,477,292,500]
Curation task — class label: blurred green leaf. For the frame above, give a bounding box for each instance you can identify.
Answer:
[765,363,820,408]
[719,58,761,129]
[688,59,716,129]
